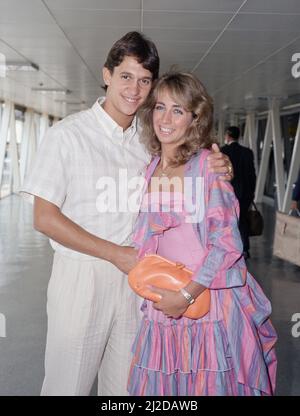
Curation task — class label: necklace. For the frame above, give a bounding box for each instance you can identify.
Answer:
[158,163,174,178]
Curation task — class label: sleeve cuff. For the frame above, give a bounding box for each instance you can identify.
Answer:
[19,188,64,209]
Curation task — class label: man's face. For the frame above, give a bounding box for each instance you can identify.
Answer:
[102,56,153,128]
[224,133,230,144]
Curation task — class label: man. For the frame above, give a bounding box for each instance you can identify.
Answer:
[222,126,256,259]
[290,169,300,212]
[21,32,233,396]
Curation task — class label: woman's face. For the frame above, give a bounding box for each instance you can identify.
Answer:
[152,89,193,148]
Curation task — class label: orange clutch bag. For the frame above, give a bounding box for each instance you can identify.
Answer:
[128,254,210,319]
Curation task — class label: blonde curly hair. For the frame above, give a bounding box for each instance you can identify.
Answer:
[138,71,214,167]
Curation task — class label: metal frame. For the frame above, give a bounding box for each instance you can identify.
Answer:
[0,100,12,191]
[270,99,285,211]
[282,114,300,212]
[39,113,49,145]
[8,105,20,193]
[0,101,51,197]
[255,111,273,204]
[20,109,35,186]
[251,98,300,213]
[243,111,258,172]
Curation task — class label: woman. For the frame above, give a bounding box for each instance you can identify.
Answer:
[127,71,277,396]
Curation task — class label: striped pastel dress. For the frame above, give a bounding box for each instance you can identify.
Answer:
[127,149,277,396]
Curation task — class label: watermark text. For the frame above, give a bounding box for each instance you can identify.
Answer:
[291,313,300,338]
[291,53,300,79]
[95,170,205,223]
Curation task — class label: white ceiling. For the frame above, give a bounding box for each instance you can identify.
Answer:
[0,0,299,119]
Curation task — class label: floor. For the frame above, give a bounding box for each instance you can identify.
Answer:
[0,195,299,396]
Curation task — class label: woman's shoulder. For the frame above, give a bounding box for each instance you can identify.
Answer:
[189,149,212,174]
[191,148,211,161]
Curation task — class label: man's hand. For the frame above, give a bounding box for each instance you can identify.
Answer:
[208,143,234,181]
[111,246,138,275]
[151,287,188,319]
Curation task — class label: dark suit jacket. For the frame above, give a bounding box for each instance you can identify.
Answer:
[221,141,256,211]
[292,170,300,202]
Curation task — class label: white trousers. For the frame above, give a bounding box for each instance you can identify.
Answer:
[41,252,142,396]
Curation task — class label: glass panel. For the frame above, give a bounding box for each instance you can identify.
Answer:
[264,146,275,199]
[257,118,267,167]
[0,141,11,199]
[256,118,276,200]
[0,103,10,198]
[280,112,300,179]
[0,105,25,198]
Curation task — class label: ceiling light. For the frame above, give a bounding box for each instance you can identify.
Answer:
[6,61,39,71]
[32,87,71,95]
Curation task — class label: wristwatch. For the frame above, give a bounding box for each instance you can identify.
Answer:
[180,288,195,305]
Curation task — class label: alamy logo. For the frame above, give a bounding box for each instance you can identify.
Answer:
[95,170,205,223]
[291,53,300,79]
[0,313,6,338]
[291,313,300,338]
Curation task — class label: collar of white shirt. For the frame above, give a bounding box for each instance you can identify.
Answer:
[91,97,137,144]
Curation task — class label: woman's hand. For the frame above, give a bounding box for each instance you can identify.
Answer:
[151,287,189,319]
[208,143,234,181]
[110,246,138,274]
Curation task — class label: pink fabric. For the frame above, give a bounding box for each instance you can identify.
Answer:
[128,152,277,396]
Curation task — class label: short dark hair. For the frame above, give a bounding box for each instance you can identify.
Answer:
[103,31,160,88]
[226,126,240,140]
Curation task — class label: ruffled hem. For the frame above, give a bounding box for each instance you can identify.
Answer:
[227,275,278,395]
[128,366,267,396]
[131,317,233,374]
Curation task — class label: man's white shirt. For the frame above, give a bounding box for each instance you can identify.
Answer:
[21,97,151,259]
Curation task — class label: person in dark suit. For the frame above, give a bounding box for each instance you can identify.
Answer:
[291,169,300,211]
[222,126,256,259]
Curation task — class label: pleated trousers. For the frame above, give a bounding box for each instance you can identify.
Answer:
[40,252,142,396]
